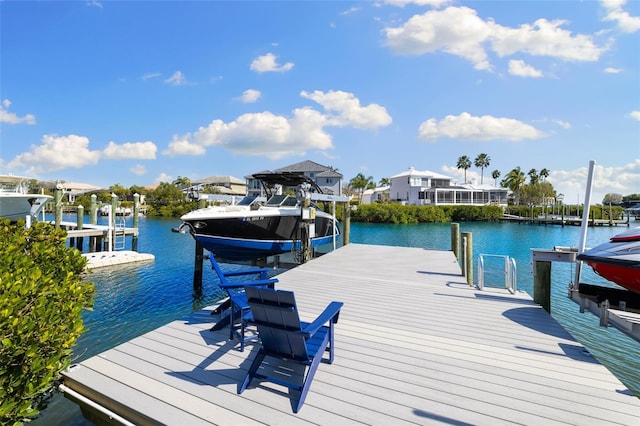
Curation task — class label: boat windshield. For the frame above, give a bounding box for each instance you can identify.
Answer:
[0,181,24,193]
[237,195,260,206]
[265,195,299,207]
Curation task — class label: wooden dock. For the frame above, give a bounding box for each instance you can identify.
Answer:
[60,244,640,425]
[501,214,629,227]
[57,221,139,240]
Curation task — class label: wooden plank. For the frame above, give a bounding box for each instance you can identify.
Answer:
[62,364,213,426]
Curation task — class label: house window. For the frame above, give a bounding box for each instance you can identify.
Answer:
[326,178,333,184]
[410,177,421,186]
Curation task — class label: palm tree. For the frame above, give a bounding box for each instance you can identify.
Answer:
[491,170,501,187]
[501,166,526,205]
[378,177,390,187]
[456,155,472,183]
[474,153,491,184]
[528,169,539,185]
[539,168,550,182]
[172,176,191,189]
[349,173,373,200]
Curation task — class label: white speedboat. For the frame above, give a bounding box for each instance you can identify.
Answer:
[177,173,340,261]
[0,175,52,222]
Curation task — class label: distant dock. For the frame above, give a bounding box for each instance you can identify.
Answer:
[501,213,630,227]
[60,244,640,424]
[51,190,154,269]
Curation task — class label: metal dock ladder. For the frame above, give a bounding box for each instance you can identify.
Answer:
[478,254,517,293]
[114,217,126,250]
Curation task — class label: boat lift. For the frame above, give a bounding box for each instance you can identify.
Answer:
[530,161,640,343]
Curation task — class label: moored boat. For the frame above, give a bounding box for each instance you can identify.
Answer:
[577,227,640,294]
[178,172,340,261]
[0,175,52,222]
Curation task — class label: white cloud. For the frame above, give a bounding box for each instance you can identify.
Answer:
[250,53,294,73]
[340,6,362,16]
[601,0,640,33]
[604,67,622,73]
[0,99,36,125]
[238,89,261,103]
[154,173,173,184]
[7,134,100,174]
[490,19,604,62]
[383,6,605,71]
[86,0,103,8]
[384,0,451,7]
[628,111,640,121]
[384,6,493,70]
[418,112,545,141]
[163,135,207,157]
[165,71,187,86]
[142,72,161,80]
[183,109,332,160]
[300,90,392,128]
[102,141,157,159]
[508,59,543,77]
[130,164,147,176]
[164,91,391,159]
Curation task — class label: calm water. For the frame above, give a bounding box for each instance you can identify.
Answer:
[34,217,640,425]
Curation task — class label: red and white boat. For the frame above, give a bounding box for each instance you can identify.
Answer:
[577,227,640,295]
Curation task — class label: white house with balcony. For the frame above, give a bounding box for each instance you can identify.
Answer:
[384,167,508,206]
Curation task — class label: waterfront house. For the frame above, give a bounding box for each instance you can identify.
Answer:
[246,160,344,197]
[186,176,247,202]
[370,167,509,206]
[60,181,103,203]
[362,185,390,204]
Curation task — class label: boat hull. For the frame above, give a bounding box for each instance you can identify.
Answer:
[192,233,338,261]
[0,193,52,222]
[578,227,640,295]
[182,210,339,261]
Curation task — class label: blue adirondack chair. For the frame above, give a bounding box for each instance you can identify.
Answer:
[239,286,343,413]
[208,254,278,351]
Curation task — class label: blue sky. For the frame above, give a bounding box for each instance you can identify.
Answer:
[1,0,639,204]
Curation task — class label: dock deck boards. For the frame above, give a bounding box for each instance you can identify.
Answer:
[61,243,640,425]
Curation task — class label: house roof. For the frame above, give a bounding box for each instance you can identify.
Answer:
[193,175,245,185]
[390,167,452,180]
[60,181,104,194]
[363,186,390,195]
[274,160,343,178]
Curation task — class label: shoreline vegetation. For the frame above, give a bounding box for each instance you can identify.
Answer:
[27,177,632,224]
[51,198,626,225]
[349,203,626,224]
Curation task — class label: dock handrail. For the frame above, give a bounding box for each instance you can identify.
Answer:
[478,254,517,294]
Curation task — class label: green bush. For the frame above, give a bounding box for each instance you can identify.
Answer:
[351,203,503,223]
[0,220,95,424]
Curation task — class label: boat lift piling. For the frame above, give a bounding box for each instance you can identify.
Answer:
[451,222,460,262]
[450,223,473,285]
[131,193,140,251]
